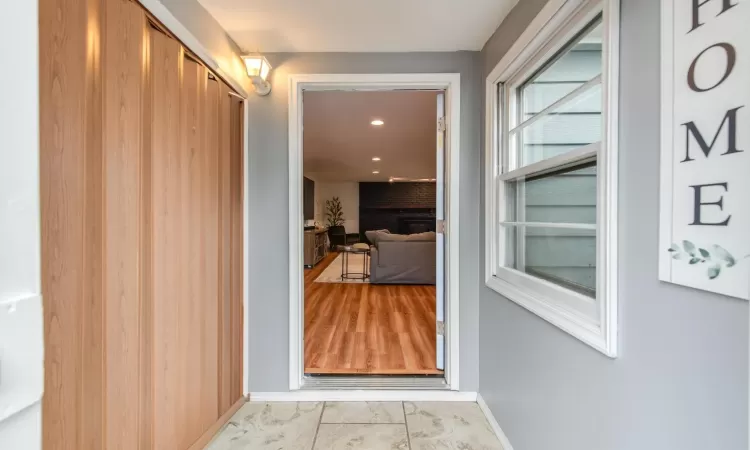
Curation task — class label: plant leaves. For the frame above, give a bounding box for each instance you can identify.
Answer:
[711,244,736,267]
[682,240,697,257]
[707,264,721,279]
[689,257,701,265]
[699,248,710,258]
[668,243,681,253]
[672,252,684,260]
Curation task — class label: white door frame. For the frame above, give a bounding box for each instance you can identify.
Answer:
[288,73,462,391]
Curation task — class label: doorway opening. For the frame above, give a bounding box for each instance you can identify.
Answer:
[288,74,461,391]
[303,90,443,377]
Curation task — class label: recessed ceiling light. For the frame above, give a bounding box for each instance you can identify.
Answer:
[371,119,384,126]
[372,170,380,174]
[372,157,381,161]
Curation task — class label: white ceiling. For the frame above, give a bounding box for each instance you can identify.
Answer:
[196,0,519,52]
[303,91,437,182]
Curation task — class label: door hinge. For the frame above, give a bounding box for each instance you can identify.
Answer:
[437,117,446,132]
[436,219,446,234]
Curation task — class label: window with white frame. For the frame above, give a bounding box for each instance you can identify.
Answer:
[485,0,619,356]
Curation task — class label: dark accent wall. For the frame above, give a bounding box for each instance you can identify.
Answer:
[359,182,437,240]
[359,182,436,209]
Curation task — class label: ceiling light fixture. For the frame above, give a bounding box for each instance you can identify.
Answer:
[372,157,381,161]
[242,54,273,96]
[372,170,380,174]
[371,119,385,126]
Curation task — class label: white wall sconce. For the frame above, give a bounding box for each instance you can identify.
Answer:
[243,55,272,96]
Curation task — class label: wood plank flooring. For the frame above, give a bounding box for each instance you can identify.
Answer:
[304,252,442,375]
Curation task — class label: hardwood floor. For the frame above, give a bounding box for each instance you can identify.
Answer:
[304,252,442,375]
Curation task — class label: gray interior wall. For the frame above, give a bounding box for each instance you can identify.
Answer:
[246,52,482,392]
[478,0,749,449]
[156,0,251,93]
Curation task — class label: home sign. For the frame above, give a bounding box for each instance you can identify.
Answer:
[659,0,749,300]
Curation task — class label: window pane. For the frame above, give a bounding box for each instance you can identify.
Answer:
[520,21,602,118]
[512,83,601,167]
[502,225,596,298]
[504,163,597,224]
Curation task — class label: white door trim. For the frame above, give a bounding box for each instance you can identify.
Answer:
[288,73,462,391]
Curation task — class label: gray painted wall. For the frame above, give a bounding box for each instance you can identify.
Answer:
[246,52,482,392]
[156,0,251,93]
[479,0,749,449]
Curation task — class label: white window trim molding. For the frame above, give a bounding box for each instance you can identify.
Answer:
[484,0,619,357]
[288,73,462,391]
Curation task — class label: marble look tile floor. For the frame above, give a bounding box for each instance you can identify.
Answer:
[207,401,504,450]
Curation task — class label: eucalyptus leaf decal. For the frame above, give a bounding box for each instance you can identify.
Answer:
[682,240,697,257]
[711,245,736,267]
[707,264,721,280]
[668,241,747,280]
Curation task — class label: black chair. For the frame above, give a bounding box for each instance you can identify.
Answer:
[328,225,359,249]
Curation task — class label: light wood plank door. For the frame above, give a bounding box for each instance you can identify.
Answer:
[40,1,245,448]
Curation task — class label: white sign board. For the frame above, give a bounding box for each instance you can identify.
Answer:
[660,0,749,300]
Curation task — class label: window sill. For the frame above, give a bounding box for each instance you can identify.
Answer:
[485,274,617,357]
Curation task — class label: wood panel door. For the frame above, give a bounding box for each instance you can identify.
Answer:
[40,1,245,448]
[40,0,151,448]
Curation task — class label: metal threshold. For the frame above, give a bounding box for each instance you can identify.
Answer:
[301,375,449,391]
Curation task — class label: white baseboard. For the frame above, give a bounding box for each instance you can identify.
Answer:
[249,390,478,403]
[477,394,514,450]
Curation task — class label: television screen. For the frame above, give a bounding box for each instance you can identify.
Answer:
[303,177,314,221]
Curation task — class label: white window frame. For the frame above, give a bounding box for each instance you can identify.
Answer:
[484,0,619,357]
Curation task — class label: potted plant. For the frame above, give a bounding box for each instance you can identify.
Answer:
[325,197,345,227]
[325,197,347,249]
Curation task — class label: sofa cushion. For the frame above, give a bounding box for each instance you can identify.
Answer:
[377,233,410,242]
[378,231,436,243]
[365,229,390,244]
[406,231,437,242]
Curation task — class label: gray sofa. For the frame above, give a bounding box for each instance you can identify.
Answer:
[366,231,436,285]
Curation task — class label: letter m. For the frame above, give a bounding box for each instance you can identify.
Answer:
[681,106,744,162]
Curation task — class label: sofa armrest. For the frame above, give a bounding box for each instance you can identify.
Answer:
[369,246,380,280]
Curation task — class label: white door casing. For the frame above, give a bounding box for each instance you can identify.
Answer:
[288,73,461,391]
[436,91,446,371]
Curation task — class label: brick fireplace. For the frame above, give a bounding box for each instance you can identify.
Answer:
[359,182,437,242]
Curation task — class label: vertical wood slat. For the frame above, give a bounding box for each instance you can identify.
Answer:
[151,28,183,450]
[81,1,106,448]
[139,14,154,450]
[40,0,103,447]
[181,57,204,448]
[203,77,221,428]
[217,83,233,415]
[102,2,148,449]
[229,95,245,403]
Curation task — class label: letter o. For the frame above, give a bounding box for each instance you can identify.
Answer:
[688,42,737,93]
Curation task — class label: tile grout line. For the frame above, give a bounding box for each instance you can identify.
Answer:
[319,422,408,425]
[309,401,327,450]
[403,401,413,450]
